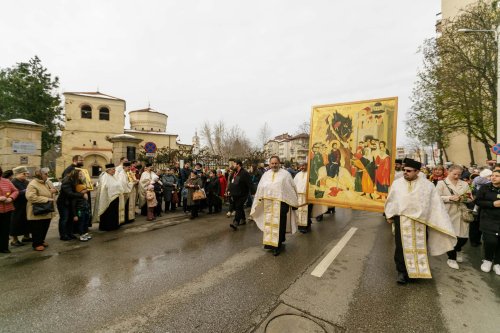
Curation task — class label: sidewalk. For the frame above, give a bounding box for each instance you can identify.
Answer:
[0,209,192,265]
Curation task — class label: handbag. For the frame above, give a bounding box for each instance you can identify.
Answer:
[32,202,54,216]
[192,189,206,201]
[459,204,475,223]
[443,181,474,223]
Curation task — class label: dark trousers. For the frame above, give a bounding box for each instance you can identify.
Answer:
[279,202,289,244]
[183,198,188,213]
[164,200,172,212]
[447,237,468,260]
[483,233,500,264]
[216,196,223,212]
[155,193,162,216]
[207,193,220,213]
[30,218,51,248]
[0,211,12,251]
[232,195,247,223]
[190,202,199,218]
[77,209,90,235]
[393,217,407,275]
[469,218,482,245]
[124,199,130,224]
[57,202,73,238]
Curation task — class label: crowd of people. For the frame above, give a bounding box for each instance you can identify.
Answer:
[1,156,499,276]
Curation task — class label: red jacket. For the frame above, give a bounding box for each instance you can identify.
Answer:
[218,175,227,197]
[0,178,19,213]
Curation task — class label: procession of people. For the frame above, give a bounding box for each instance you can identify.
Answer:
[1,153,499,283]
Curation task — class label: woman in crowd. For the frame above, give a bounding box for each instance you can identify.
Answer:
[10,166,31,246]
[205,170,220,214]
[436,164,472,270]
[474,169,500,275]
[184,171,203,219]
[26,168,57,251]
[161,168,178,213]
[429,165,447,186]
[0,166,19,253]
[57,168,88,240]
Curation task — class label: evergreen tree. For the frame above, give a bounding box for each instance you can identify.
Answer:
[0,56,63,154]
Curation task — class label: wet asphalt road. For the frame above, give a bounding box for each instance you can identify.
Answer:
[1,208,499,332]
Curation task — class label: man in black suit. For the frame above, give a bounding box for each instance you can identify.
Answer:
[228,160,252,230]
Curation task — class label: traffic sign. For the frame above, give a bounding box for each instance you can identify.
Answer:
[491,143,500,155]
[144,142,157,153]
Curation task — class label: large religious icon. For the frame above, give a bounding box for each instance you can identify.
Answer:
[75,167,94,191]
[307,97,398,212]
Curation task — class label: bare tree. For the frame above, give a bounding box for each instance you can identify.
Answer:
[199,121,252,161]
[295,121,310,135]
[258,122,272,148]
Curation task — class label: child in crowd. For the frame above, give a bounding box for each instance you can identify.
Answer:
[146,184,157,221]
[74,182,92,241]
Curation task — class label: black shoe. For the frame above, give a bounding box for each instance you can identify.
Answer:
[470,242,482,247]
[68,234,77,240]
[60,236,71,241]
[273,248,281,256]
[230,223,238,230]
[396,272,408,284]
[10,241,25,247]
[238,220,246,226]
[21,237,32,242]
[316,216,323,222]
[1,249,11,254]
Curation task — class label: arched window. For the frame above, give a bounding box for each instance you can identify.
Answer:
[81,105,92,119]
[99,107,110,121]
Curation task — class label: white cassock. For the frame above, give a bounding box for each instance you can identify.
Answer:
[385,176,456,279]
[116,169,137,222]
[293,170,328,227]
[250,169,299,247]
[92,172,125,225]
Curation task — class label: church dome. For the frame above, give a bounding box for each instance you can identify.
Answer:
[129,108,168,132]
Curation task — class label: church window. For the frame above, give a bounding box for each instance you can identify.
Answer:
[99,107,110,121]
[81,105,92,119]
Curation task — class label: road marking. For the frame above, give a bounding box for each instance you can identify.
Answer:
[311,227,358,278]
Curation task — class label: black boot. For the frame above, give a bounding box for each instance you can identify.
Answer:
[396,272,408,284]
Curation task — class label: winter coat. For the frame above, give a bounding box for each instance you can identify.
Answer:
[26,179,56,221]
[184,176,203,206]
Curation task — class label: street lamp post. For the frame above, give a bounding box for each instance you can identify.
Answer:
[458,27,500,162]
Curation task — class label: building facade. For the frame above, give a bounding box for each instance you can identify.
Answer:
[0,119,43,173]
[264,133,309,164]
[56,92,188,177]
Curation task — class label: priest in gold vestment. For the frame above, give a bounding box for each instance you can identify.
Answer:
[250,156,298,256]
[385,158,456,284]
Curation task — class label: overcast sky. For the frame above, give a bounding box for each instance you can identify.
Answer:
[1,0,440,146]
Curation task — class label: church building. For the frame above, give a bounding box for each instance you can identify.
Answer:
[56,91,190,177]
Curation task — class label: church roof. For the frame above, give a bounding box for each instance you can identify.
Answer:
[64,91,125,101]
[128,107,166,116]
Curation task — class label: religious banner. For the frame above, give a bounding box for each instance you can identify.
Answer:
[307,97,398,212]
